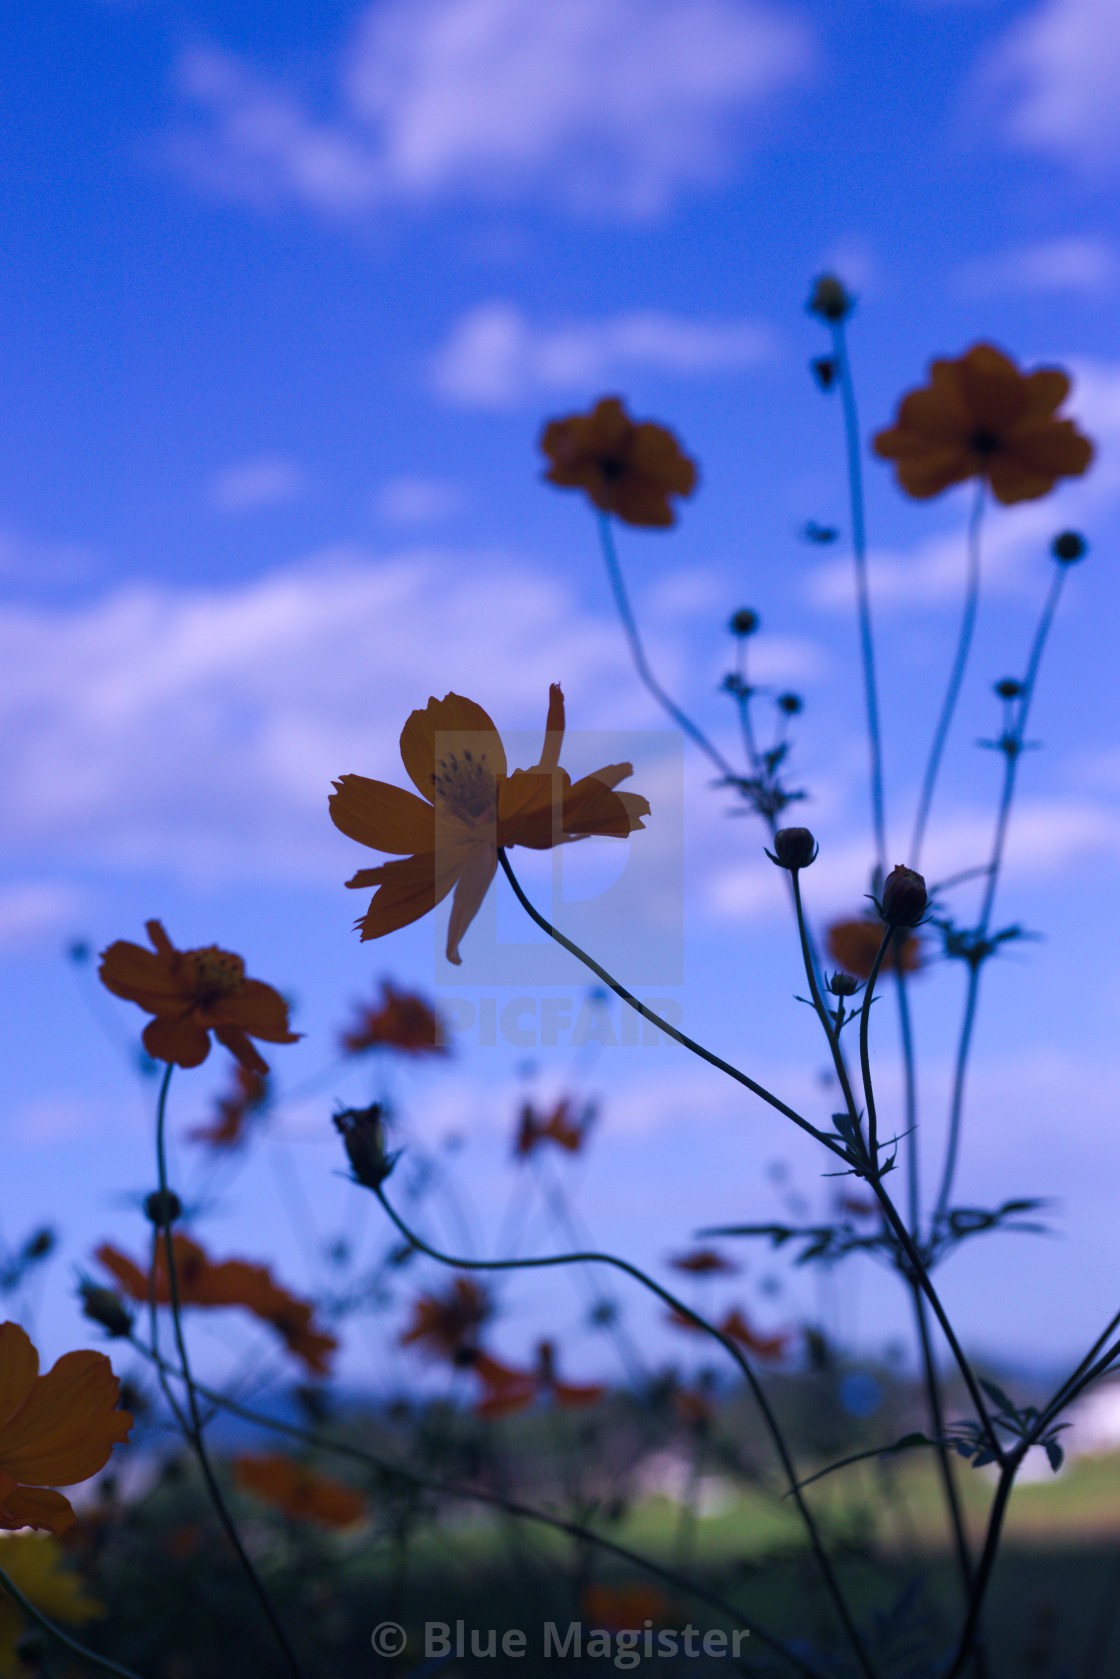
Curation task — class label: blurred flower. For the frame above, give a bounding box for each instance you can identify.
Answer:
[674,1386,715,1428]
[98,921,299,1075]
[826,917,923,980]
[474,1341,605,1419]
[330,686,648,965]
[0,1533,103,1678]
[540,396,697,528]
[837,1193,878,1219]
[873,344,1093,505]
[668,1249,738,1277]
[340,982,449,1056]
[233,1455,365,1528]
[514,1097,595,1159]
[188,1065,269,1150]
[95,1238,336,1376]
[400,1277,492,1363]
[667,1305,787,1361]
[581,1584,674,1630]
[0,1323,132,1537]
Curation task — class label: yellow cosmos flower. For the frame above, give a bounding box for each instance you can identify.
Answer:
[0,1533,103,1679]
[873,343,1093,505]
[329,686,649,965]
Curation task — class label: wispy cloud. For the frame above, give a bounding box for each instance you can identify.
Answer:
[168,0,816,220]
[982,0,1120,172]
[209,456,308,512]
[372,476,466,524]
[954,236,1118,298]
[431,302,775,407]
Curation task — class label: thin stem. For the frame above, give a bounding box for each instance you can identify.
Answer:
[909,1283,974,1598]
[372,1187,877,1679]
[832,317,887,874]
[911,479,985,870]
[497,850,840,1157]
[858,932,891,1163]
[943,1459,1019,1679]
[789,871,864,1144]
[0,1565,147,1679]
[597,513,737,781]
[894,965,919,1236]
[933,966,981,1228]
[131,1344,828,1679]
[153,1067,309,1679]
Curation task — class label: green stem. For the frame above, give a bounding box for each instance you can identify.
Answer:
[943,1458,1020,1679]
[789,870,865,1150]
[911,479,985,870]
[858,932,891,1163]
[497,851,840,1158]
[153,1066,309,1679]
[372,1187,877,1679]
[0,1565,146,1679]
[832,316,887,875]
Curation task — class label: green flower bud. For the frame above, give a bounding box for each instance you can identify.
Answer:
[881,865,928,928]
[334,1103,397,1190]
[79,1280,135,1339]
[144,1189,182,1228]
[1052,530,1087,564]
[767,827,819,871]
[808,274,854,323]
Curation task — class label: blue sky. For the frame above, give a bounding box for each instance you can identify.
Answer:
[4,0,1120,1393]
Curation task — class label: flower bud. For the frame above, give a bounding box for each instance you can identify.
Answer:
[808,274,854,323]
[1052,530,1087,564]
[767,827,819,871]
[880,865,928,928]
[811,356,837,391]
[144,1189,182,1228]
[79,1280,135,1339]
[994,678,1022,700]
[777,692,803,716]
[827,971,860,997]
[334,1102,397,1190]
[729,608,759,637]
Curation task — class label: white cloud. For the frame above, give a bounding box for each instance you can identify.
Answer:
[984,0,1120,171]
[431,302,775,407]
[373,476,465,524]
[169,0,816,220]
[0,883,83,951]
[0,546,650,881]
[210,456,307,512]
[955,236,1119,298]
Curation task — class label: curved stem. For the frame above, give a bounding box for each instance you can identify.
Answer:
[131,1344,830,1679]
[373,1188,877,1679]
[833,317,887,874]
[497,850,840,1157]
[910,480,985,870]
[0,1565,147,1679]
[597,514,737,782]
[153,1067,309,1679]
[858,932,891,1163]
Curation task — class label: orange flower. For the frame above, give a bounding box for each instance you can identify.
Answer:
[330,686,648,965]
[669,1248,738,1277]
[98,921,300,1075]
[873,343,1093,505]
[0,1323,132,1536]
[474,1341,605,1419]
[95,1237,337,1377]
[188,1065,268,1150]
[581,1584,673,1630]
[826,917,923,981]
[234,1455,365,1528]
[541,397,697,528]
[400,1277,492,1363]
[668,1305,788,1361]
[340,981,449,1056]
[513,1097,594,1158]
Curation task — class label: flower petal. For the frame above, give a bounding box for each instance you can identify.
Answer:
[212,1026,270,1076]
[445,843,498,966]
[564,777,649,837]
[353,851,461,943]
[143,1013,212,1068]
[400,694,506,800]
[98,940,182,1008]
[532,684,565,773]
[0,1351,131,1487]
[0,1326,39,1434]
[328,776,434,855]
[0,1486,77,1536]
[94,1245,151,1304]
[210,979,299,1045]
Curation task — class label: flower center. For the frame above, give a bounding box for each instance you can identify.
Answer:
[183,946,246,1005]
[432,749,498,826]
[598,455,629,482]
[969,427,1003,457]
